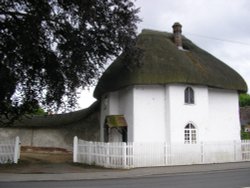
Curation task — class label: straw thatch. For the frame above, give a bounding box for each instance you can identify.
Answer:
[94,29,247,99]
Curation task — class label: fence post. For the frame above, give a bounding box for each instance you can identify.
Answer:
[130,142,135,168]
[73,136,78,163]
[122,142,127,168]
[14,136,20,164]
[106,143,110,167]
[164,142,168,166]
[89,141,93,164]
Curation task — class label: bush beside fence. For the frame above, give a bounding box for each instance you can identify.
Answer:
[0,136,20,164]
[73,136,250,169]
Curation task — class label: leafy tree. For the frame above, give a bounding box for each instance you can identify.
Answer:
[0,0,140,124]
[30,105,47,116]
[239,93,250,107]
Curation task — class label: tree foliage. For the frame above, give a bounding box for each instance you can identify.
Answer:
[241,130,250,140]
[240,93,250,107]
[0,0,140,124]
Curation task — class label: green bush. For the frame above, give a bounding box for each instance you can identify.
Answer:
[239,93,250,107]
[241,130,250,140]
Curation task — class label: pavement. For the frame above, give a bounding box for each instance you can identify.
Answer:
[1,161,250,182]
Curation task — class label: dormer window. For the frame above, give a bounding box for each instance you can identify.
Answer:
[185,87,194,104]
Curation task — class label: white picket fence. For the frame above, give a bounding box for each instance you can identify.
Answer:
[0,136,21,164]
[73,137,250,169]
[242,140,250,161]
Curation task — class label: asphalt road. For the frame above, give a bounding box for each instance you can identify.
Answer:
[1,168,250,188]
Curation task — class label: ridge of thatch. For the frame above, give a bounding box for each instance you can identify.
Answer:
[94,29,248,99]
[0,101,99,128]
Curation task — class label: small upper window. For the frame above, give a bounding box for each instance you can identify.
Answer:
[185,87,194,104]
[184,123,197,144]
[103,95,108,109]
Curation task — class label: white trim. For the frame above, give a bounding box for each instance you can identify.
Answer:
[184,122,197,144]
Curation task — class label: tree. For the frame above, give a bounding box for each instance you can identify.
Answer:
[240,93,250,107]
[0,0,140,124]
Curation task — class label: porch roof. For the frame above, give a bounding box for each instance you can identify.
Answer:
[105,115,127,128]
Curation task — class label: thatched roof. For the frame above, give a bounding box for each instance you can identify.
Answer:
[1,101,99,128]
[94,29,247,99]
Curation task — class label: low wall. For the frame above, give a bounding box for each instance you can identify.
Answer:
[0,128,74,151]
[0,103,100,151]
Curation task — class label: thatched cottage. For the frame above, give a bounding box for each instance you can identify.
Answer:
[95,23,247,144]
[1,23,248,152]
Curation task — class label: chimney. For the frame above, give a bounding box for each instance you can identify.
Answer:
[172,22,183,49]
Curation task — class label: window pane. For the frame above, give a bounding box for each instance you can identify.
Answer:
[185,87,194,104]
[185,135,189,140]
[190,88,194,104]
[184,123,197,144]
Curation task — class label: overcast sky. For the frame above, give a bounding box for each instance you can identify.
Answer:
[78,0,250,109]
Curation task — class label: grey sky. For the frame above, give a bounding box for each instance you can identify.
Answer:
[79,0,250,108]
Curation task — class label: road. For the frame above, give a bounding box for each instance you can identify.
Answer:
[0,168,250,188]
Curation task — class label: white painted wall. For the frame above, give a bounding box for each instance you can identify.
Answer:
[119,86,134,141]
[133,85,166,142]
[168,85,209,144]
[100,84,241,144]
[100,91,122,141]
[109,92,119,114]
[100,87,134,142]
[207,88,241,142]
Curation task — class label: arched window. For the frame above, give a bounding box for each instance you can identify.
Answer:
[185,87,194,104]
[184,123,197,144]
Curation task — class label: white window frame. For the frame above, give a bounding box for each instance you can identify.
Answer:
[184,123,197,144]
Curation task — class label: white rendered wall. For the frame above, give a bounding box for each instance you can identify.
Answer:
[100,87,134,142]
[207,88,241,142]
[100,84,241,144]
[168,85,209,144]
[108,92,119,114]
[100,91,120,141]
[133,85,166,142]
[119,87,134,141]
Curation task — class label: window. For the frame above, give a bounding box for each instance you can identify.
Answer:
[185,87,194,104]
[103,95,108,109]
[184,123,197,144]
